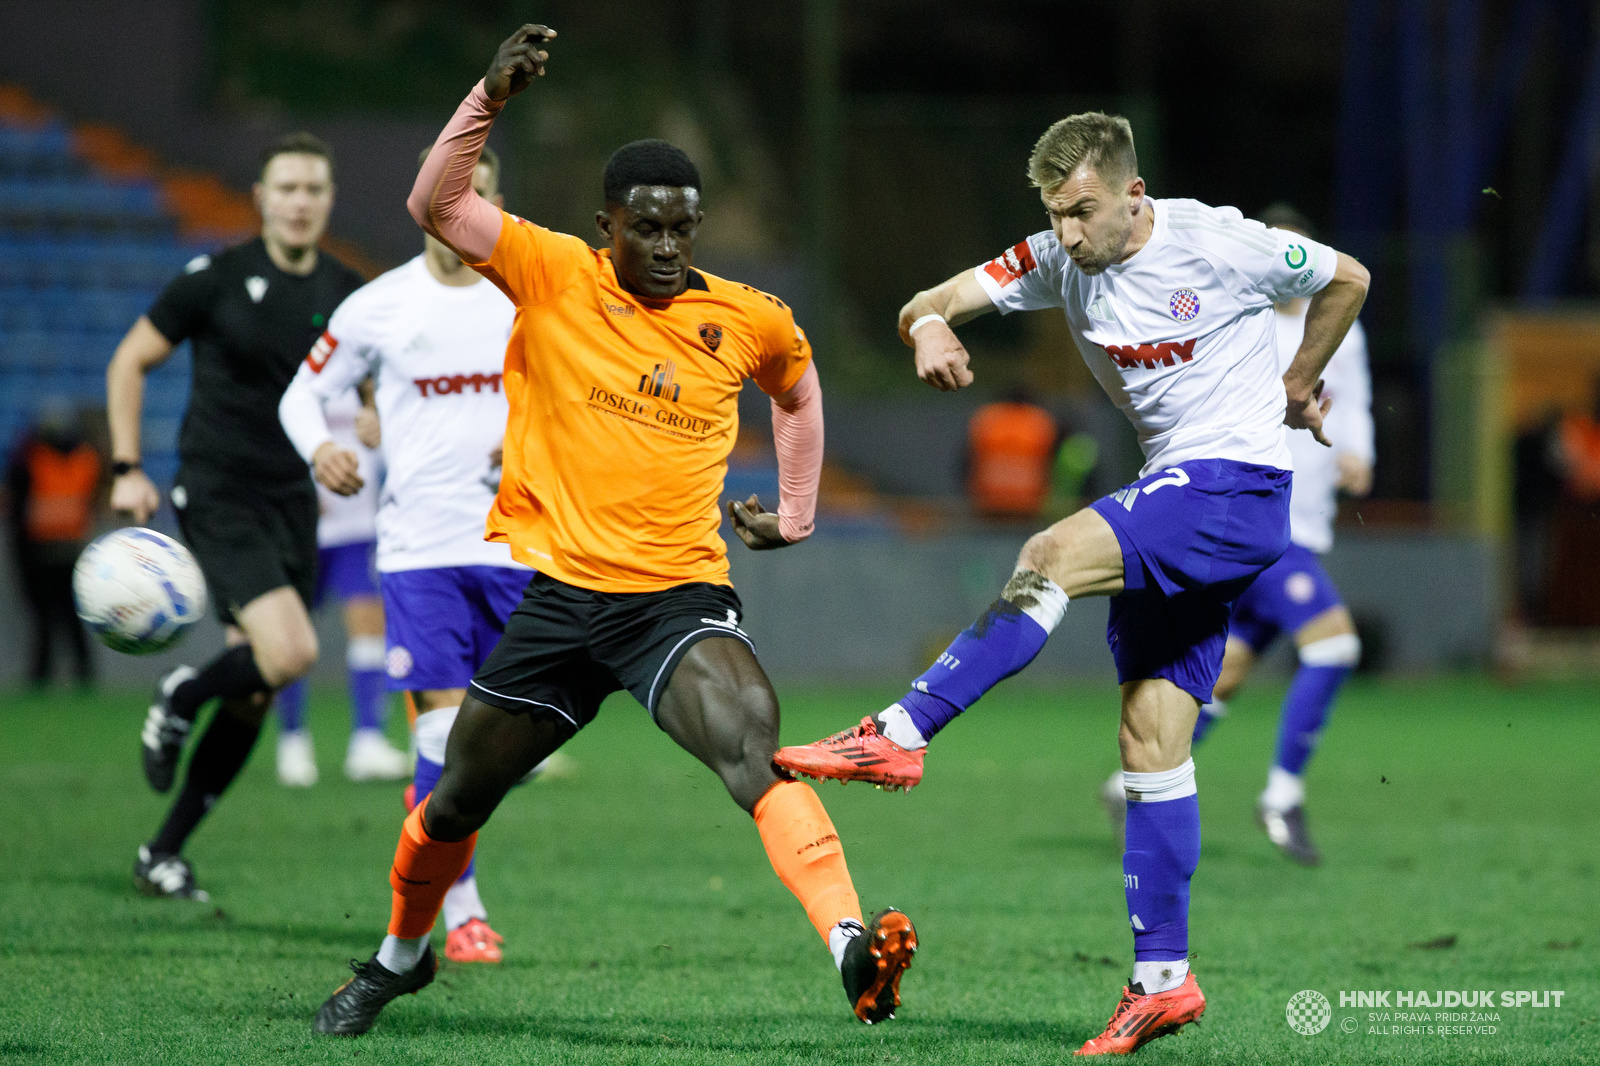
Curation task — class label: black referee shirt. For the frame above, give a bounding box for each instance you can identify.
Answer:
[146,237,365,483]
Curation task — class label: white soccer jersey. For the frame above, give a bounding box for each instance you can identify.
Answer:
[1277,306,1373,553]
[974,197,1338,476]
[313,388,379,548]
[279,255,526,572]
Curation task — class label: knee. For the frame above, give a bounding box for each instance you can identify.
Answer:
[1016,529,1061,577]
[256,629,318,688]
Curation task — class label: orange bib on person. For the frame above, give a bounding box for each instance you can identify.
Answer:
[471,212,812,593]
[24,440,100,543]
[968,402,1057,517]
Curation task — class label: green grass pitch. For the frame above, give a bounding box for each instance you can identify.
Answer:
[0,676,1594,1064]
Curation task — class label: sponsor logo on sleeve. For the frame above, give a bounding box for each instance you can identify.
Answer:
[306,331,338,373]
[1285,244,1309,269]
[982,240,1039,287]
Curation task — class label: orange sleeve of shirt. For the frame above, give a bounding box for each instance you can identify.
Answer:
[470,210,593,307]
[751,302,814,398]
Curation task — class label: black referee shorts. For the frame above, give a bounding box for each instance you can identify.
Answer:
[468,572,754,730]
[173,465,317,625]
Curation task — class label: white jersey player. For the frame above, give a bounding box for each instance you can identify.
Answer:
[773,115,1369,1053]
[278,147,535,965]
[1119,204,1373,868]
[274,385,410,788]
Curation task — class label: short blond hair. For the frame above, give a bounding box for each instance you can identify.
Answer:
[1027,112,1137,190]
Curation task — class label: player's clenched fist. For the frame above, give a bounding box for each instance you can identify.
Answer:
[911,320,975,392]
[485,24,557,101]
[312,441,364,496]
[1283,379,1333,447]
[728,495,787,551]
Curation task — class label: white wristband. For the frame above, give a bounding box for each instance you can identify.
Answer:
[908,313,946,336]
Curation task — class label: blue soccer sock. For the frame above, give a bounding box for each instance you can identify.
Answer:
[1270,633,1359,785]
[347,636,388,733]
[276,678,309,734]
[1122,760,1200,992]
[1191,699,1226,746]
[891,569,1068,745]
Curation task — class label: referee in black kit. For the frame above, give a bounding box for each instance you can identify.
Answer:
[105,133,365,900]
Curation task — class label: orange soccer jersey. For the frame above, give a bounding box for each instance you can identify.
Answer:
[469,212,812,593]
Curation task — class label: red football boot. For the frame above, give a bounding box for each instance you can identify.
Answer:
[403,782,418,812]
[773,716,925,791]
[1075,973,1206,1055]
[444,917,505,963]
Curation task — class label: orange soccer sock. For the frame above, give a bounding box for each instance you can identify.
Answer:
[754,780,863,940]
[387,796,477,938]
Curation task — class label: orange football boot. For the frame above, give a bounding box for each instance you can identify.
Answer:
[444,917,504,963]
[1075,972,1206,1055]
[773,716,925,791]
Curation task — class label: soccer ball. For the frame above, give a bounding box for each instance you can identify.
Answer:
[73,528,208,654]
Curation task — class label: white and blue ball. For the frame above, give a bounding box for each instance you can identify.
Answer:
[73,528,208,654]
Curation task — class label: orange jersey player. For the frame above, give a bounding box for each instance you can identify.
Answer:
[313,24,918,1038]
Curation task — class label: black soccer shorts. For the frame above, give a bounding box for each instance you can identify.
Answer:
[467,572,754,728]
[173,466,318,625]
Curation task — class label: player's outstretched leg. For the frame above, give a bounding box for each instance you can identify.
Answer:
[657,638,917,1023]
[776,509,1122,789]
[1257,626,1359,867]
[1079,679,1206,1056]
[408,704,503,963]
[314,695,568,1035]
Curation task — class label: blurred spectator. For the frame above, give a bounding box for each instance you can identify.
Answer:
[1512,409,1563,624]
[1545,386,1600,626]
[6,400,101,686]
[966,392,1059,519]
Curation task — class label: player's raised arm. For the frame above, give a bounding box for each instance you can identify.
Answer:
[1282,251,1370,446]
[897,269,995,392]
[408,24,556,262]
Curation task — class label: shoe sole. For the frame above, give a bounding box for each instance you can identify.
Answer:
[853,910,918,1024]
[773,749,921,792]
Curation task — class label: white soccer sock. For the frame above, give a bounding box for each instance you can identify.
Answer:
[443,875,488,931]
[878,704,928,750]
[1104,769,1125,795]
[1121,759,1197,803]
[828,918,865,971]
[1201,698,1228,719]
[1002,567,1070,632]
[376,933,429,973]
[1132,958,1190,994]
[347,635,387,671]
[413,706,459,766]
[1298,633,1361,667]
[1260,765,1305,812]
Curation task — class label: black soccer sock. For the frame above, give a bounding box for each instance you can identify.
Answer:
[148,708,264,856]
[169,645,270,722]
